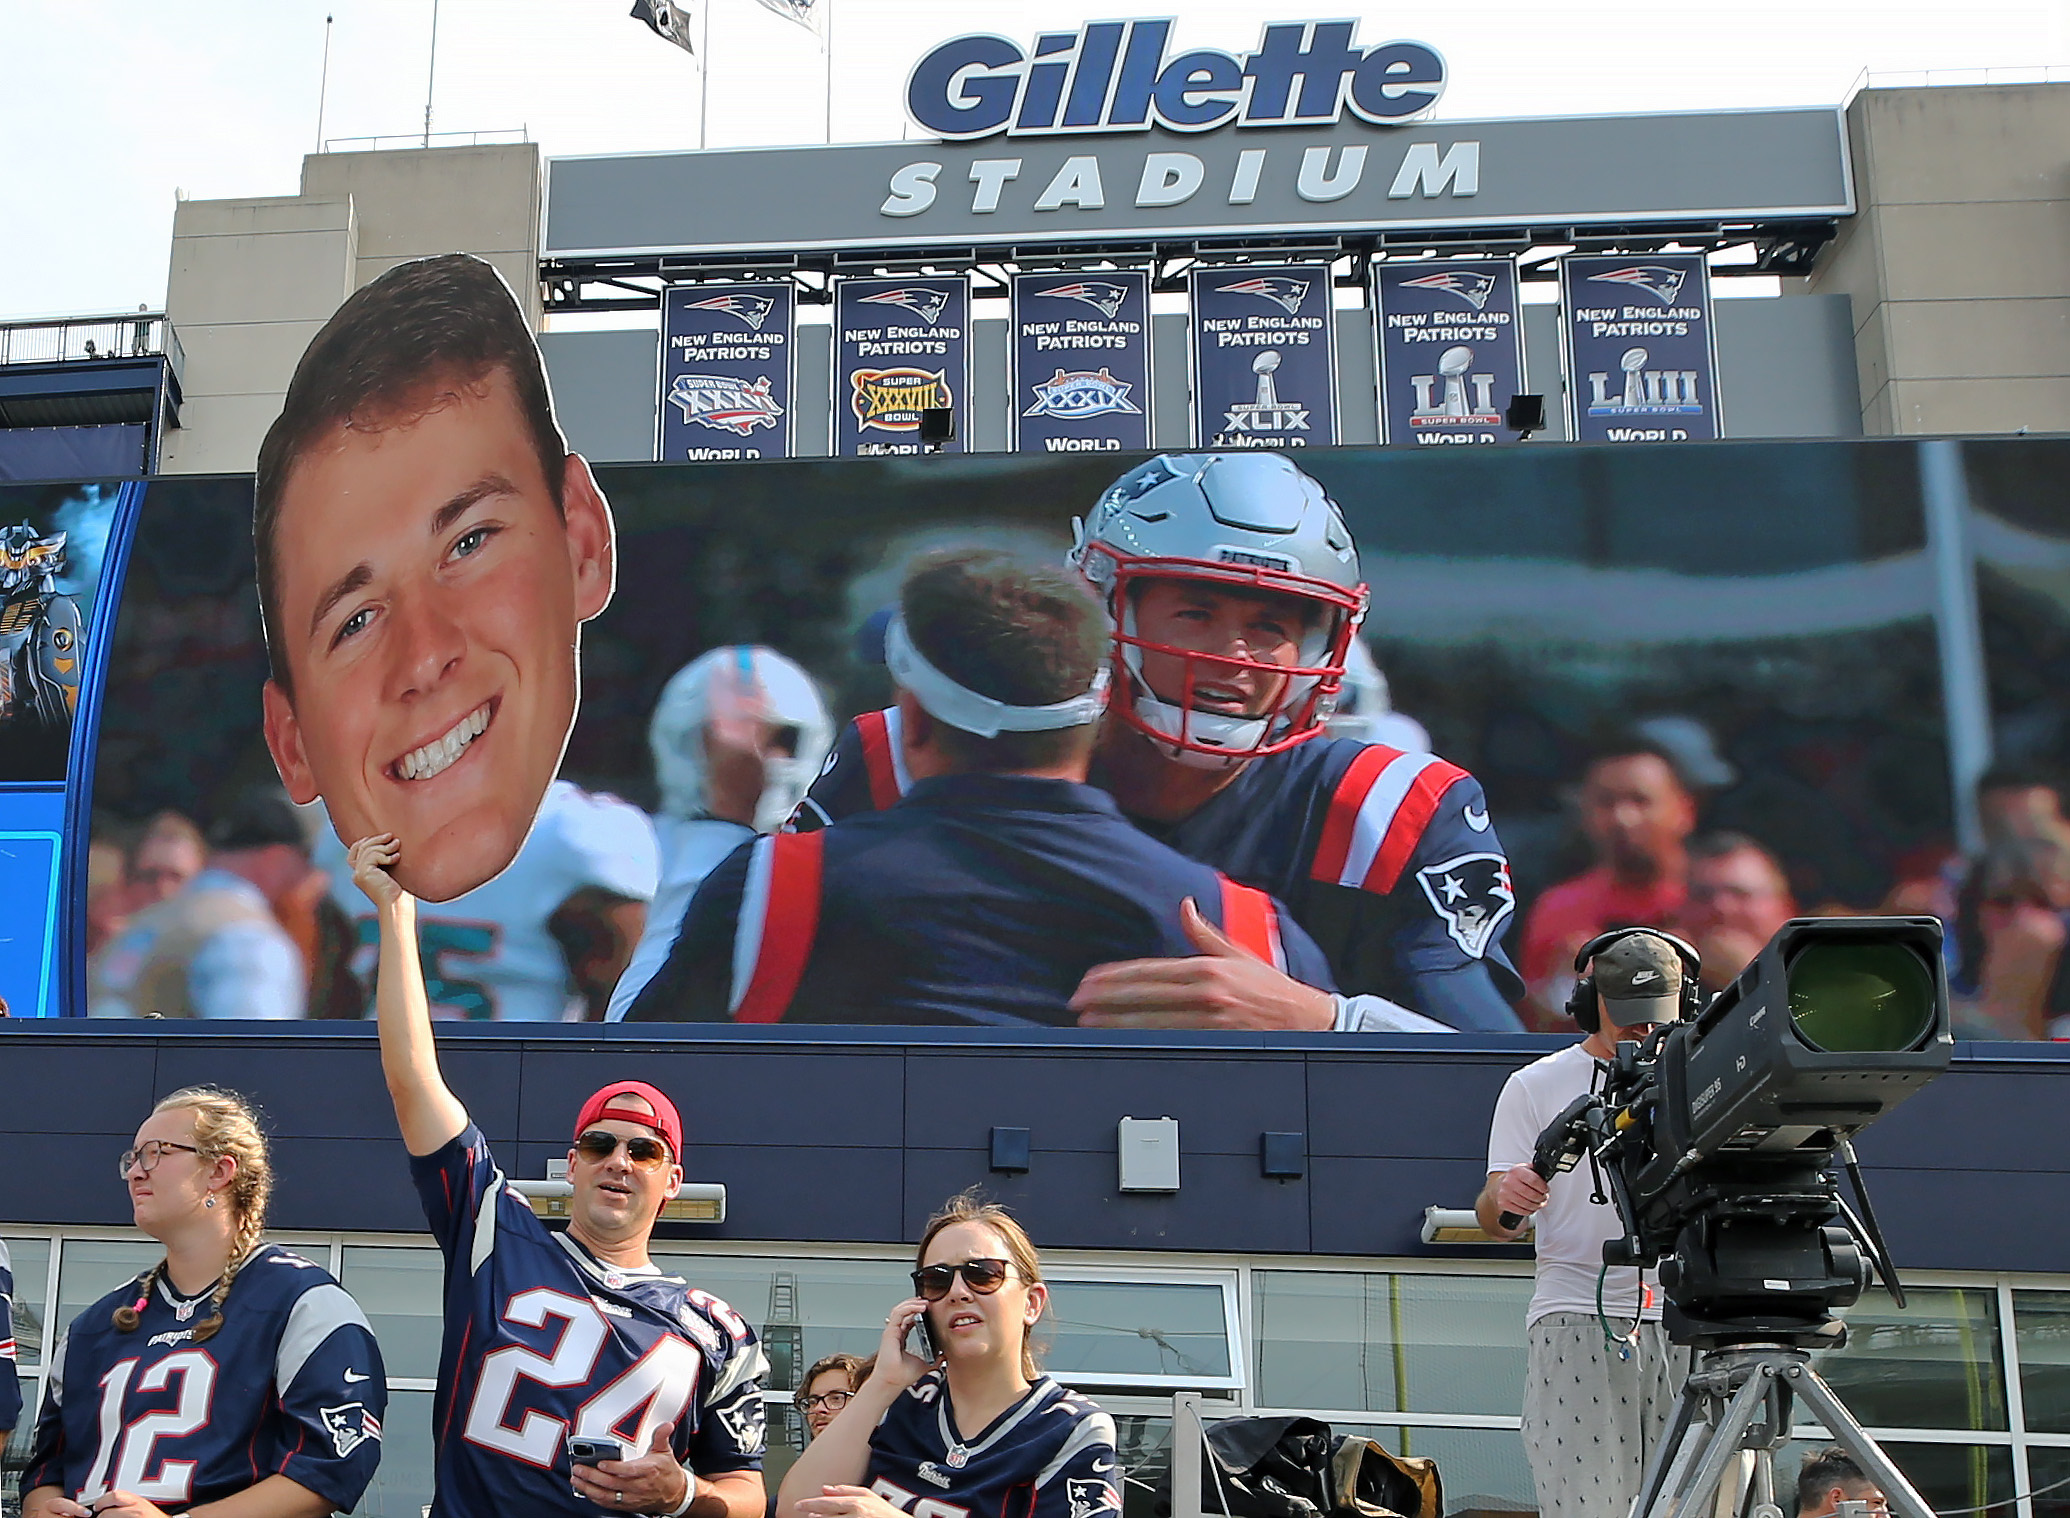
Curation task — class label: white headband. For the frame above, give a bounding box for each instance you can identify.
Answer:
[884,613,1110,738]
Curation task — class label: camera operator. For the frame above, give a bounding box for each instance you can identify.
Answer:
[1476,930,1697,1518]
[1795,1448,1890,1517]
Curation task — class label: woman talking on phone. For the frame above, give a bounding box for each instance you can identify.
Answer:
[777,1194,1119,1518]
[21,1087,385,1518]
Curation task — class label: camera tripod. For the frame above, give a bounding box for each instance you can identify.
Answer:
[1633,1343,1937,1518]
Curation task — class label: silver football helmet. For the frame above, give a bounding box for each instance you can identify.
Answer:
[649,646,833,833]
[1069,453,1368,768]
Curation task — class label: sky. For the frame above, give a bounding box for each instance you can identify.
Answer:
[1,0,2065,321]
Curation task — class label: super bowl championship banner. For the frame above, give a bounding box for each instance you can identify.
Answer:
[1188,264,1338,449]
[1373,259,1523,447]
[660,283,797,461]
[833,276,971,456]
[1559,252,1721,443]
[1009,271,1152,455]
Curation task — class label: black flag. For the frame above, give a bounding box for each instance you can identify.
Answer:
[630,0,698,56]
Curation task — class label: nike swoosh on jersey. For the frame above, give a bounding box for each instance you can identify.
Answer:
[343,1369,371,1382]
[1464,804,1490,831]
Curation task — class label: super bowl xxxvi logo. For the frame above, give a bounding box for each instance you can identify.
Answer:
[851,368,953,431]
[669,373,784,436]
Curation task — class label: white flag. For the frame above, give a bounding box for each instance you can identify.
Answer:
[749,0,821,36]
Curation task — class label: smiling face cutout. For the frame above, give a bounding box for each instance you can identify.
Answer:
[260,365,613,902]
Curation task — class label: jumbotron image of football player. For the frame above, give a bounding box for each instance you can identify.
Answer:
[792,452,1524,1033]
[0,519,86,778]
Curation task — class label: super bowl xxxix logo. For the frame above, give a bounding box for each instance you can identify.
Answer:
[907,19,1445,139]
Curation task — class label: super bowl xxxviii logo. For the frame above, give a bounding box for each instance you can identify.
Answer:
[1024,368,1140,421]
[851,368,953,431]
[669,373,784,436]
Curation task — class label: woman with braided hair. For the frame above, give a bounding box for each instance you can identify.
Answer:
[22,1087,386,1518]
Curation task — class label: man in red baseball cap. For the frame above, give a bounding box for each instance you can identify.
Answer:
[352,833,768,1518]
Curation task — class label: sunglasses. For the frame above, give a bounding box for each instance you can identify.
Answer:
[911,1258,1013,1300]
[575,1130,672,1169]
[118,1140,200,1180]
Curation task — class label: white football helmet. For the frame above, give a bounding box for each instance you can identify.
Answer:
[1326,639,1432,753]
[649,647,833,833]
[1069,453,1368,768]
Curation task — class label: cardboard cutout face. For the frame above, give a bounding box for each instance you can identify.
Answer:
[261,365,613,902]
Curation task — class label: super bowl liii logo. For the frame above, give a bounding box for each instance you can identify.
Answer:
[906,19,1445,139]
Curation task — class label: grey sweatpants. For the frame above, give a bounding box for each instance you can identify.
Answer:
[1520,1312,1691,1518]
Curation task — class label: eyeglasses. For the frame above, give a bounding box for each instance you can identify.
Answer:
[798,1390,852,1413]
[118,1140,200,1180]
[911,1258,1013,1300]
[575,1130,672,1169]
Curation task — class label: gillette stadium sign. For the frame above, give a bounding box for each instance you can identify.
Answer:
[543,20,1854,259]
[904,20,1446,139]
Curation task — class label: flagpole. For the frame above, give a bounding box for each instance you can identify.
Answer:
[699,0,712,148]
[316,13,334,151]
[423,0,441,147]
[823,0,833,144]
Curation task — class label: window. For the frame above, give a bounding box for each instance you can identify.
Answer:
[1252,1270,1530,1414]
[3,1236,49,1368]
[2014,1289,2070,1434]
[1811,1287,2007,1432]
[1044,1273,1241,1391]
[339,1246,445,1382]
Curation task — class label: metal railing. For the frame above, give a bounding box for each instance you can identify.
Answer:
[319,126,528,153]
[1847,63,2070,100]
[0,313,182,377]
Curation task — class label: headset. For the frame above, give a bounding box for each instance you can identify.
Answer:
[1565,926,1704,1034]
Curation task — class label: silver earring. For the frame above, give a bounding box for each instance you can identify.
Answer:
[205,1196,216,1209]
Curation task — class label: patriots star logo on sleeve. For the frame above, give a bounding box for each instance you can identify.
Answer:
[321,1402,381,1457]
[1415,852,1516,958]
[1068,1478,1123,1518]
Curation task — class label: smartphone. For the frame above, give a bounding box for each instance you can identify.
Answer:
[905,1312,938,1363]
[568,1436,632,1468]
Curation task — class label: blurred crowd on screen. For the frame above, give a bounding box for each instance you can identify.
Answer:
[70,638,2070,1043]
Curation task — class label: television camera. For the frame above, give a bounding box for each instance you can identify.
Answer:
[1529,916,1953,1518]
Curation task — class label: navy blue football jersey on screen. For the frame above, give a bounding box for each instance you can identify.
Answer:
[792,712,1522,1031]
[1,1239,21,1432]
[627,773,1335,1025]
[867,1372,1120,1518]
[23,1245,385,1513]
[412,1125,767,1518]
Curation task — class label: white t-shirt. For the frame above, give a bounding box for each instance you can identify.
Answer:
[1487,1040,1661,1327]
[320,781,661,1022]
[605,814,756,1021]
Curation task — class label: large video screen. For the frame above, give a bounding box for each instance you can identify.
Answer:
[59,432,2070,1039]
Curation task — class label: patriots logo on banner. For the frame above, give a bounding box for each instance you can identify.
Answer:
[1068,1479,1123,1518]
[1038,281,1130,320]
[668,373,785,435]
[858,286,951,325]
[321,1402,382,1459]
[1216,275,1311,315]
[1399,268,1497,310]
[685,291,776,331]
[1024,368,1141,420]
[1415,852,1516,959]
[1588,265,1687,305]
